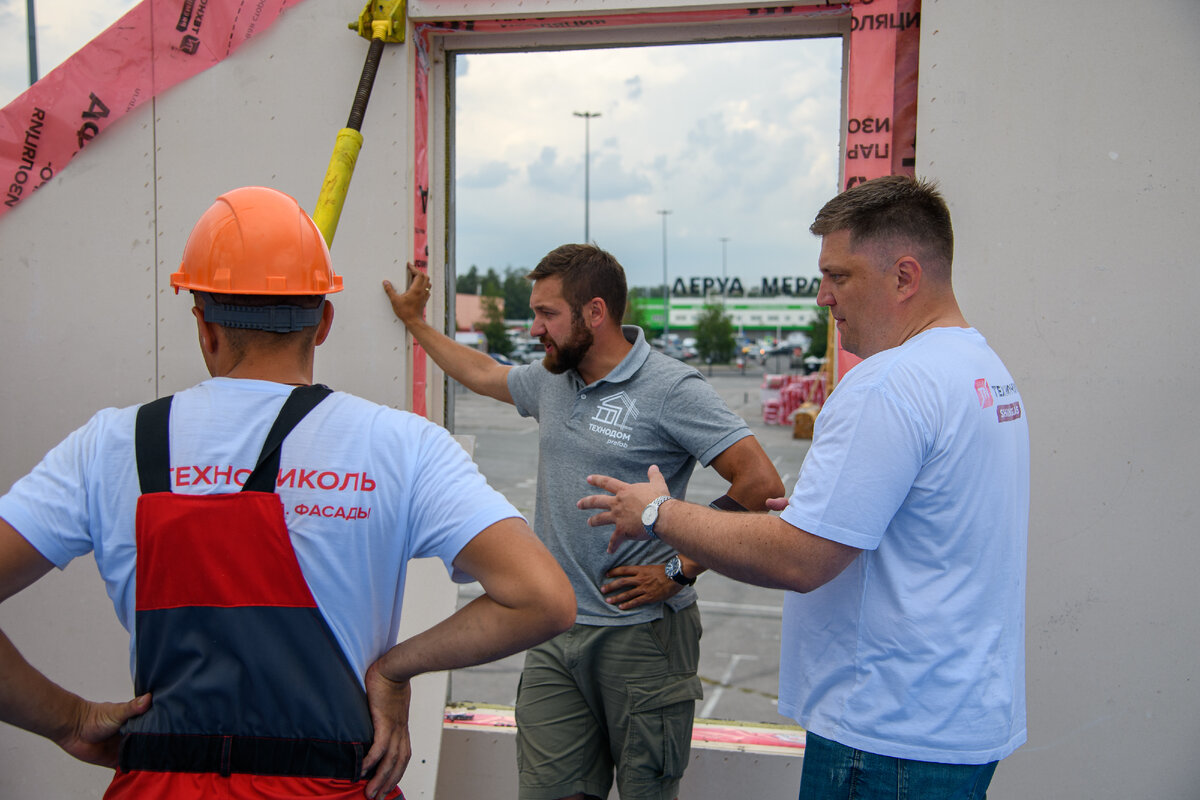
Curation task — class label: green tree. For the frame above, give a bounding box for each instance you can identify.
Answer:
[480,295,512,356]
[456,265,480,294]
[694,303,736,364]
[480,268,502,297]
[623,287,654,340]
[503,267,532,319]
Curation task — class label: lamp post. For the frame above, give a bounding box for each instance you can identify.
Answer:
[573,111,600,242]
[658,209,672,339]
[719,236,730,305]
[26,0,39,85]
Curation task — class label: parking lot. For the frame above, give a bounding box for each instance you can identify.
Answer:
[446,363,810,725]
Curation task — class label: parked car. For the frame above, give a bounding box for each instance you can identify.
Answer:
[511,341,545,364]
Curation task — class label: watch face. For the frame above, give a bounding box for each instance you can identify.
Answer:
[641,503,657,526]
[665,557,680,578]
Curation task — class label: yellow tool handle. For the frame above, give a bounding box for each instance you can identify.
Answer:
[312,128,363,248]
[312,0,406,247]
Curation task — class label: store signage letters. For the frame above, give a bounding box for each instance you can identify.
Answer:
[670,276,822,298]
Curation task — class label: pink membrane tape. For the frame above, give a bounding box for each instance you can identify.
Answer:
[1,0,299,218]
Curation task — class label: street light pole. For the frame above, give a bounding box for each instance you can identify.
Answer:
[658,209,672,339]
[26,0,39,85]
[573,111,600,243]
[719,236,731,308]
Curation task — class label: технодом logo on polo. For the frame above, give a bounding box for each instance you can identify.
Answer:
[589,392,639,448]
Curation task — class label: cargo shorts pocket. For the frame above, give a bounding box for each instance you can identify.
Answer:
[620,673,703,785]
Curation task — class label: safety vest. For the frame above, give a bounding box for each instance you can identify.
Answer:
[107,385,402,799]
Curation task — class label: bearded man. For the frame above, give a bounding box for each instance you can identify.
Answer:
[385,244,781,800]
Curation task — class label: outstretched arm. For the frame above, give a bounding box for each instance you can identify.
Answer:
[383,265,515,403]
[360,517,574,796]
[578,466,860,594]
[600,436,784,610]
[0,518,150,768]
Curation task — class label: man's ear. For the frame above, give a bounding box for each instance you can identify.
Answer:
[192,305,218,355]
[314,300,335,346]
[584,297,608,329]
[893,256,922,302]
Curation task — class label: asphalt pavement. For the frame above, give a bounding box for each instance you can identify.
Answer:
[445,360,810,725]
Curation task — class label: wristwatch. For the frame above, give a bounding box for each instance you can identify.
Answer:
[665,554,695,586]
[641,495,673,538]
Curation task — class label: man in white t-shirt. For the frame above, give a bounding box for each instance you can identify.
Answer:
[0,187,575,800]
[581,176,1030,799]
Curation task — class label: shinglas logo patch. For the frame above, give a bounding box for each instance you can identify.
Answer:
[996,401,1022,423]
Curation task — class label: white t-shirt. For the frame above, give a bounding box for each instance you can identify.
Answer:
[778,328,1029,764]
[0,378,523,683]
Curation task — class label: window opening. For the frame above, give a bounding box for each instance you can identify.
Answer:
[445,36,842,726]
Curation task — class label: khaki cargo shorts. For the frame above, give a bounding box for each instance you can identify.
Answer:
[515,604,703,800]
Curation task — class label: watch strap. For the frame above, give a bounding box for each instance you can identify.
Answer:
[642,494,672,538]
[666,555,695,586]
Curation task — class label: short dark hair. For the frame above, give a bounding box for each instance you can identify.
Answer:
[810,175,954,278]
[526,244,627,322]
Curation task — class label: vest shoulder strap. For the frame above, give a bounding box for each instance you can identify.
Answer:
[241,384,333,493]
[134,395,175,495]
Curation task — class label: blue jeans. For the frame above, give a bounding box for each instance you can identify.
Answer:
[798,732,997,800]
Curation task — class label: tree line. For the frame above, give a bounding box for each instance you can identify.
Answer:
[456,264,824,365]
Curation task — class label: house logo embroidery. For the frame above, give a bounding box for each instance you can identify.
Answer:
[589,392,639,448]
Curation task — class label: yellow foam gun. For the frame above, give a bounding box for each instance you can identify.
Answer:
[311,1,407,247]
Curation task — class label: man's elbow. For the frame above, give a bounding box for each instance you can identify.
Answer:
[783,573,829,595]
[545,582,576,635]
[528,575,575,639]
[740,471,786,511]
[778,547,859,594]
[765,475,786,504]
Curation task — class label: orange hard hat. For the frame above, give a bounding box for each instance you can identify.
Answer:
[171,186,343,295]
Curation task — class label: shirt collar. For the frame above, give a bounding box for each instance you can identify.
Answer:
[572,325,650,389]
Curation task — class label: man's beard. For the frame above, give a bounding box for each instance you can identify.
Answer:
[542,316,593,374]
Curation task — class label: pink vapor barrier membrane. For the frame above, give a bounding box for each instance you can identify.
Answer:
[0,0,301,219]
[836,0,921,377]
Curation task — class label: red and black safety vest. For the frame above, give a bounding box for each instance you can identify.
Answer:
[107,385,401,799]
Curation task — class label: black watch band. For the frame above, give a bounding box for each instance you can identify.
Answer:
[665,555,695,586]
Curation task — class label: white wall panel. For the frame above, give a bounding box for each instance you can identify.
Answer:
[0,2,445,796]
[919,1,1200,797]
[0,98,157,798]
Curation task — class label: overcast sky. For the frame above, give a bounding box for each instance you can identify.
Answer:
[2,0,844,292]
[454,40,842,292]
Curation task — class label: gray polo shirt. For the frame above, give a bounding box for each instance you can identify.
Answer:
[508,326,751,625]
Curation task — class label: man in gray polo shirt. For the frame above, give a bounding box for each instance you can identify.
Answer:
[385,244,782,800]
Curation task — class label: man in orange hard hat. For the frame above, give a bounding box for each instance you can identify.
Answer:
[0,186,575,799]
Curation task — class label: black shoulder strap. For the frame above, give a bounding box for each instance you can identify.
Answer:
[134,396,175,495]
[241,384,333,493]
